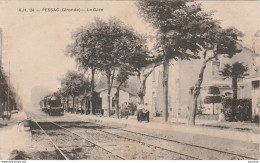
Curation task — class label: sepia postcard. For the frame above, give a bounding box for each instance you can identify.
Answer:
[0,0,259,161]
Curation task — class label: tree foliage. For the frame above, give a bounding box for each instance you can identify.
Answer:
[219,62,249,99]
[136,0,243,124]
[0,66,18,110]
[60,70,90,97]
[0,66,8,97]
[137,1,218,60]
[66,16,151,116]
[114,65,135,118]
[136,0,218,121]
[219,62,249,80]
[187,26,243,125]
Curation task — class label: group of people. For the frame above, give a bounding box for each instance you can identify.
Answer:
[137,103,150,122]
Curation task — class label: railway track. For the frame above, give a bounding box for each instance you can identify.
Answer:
[55,122,196,159]
[84,121,259,160]
[25,111,258,160]
[26,113,126,160]
[93,127,201,159]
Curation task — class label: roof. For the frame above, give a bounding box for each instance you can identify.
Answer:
[95,87,107,93]
[96,86,136,96]
[95,75,139,95]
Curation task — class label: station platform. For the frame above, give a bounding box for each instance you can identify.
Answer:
[64,113,260,145]
[0,110,31,160]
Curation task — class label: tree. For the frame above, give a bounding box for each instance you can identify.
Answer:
[66,18,105,115]
[219,62,249,99]
[84,17,149,117]
[0,67,8,100]
[136,1,211,122]
[60,71,88,113]
[114,66,135,118]
[0,66,12,112]
[188,26,243,125]
[67,17,148,117]
[129,48,162,104]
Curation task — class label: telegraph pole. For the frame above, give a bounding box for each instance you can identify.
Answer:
[7,61,10,116]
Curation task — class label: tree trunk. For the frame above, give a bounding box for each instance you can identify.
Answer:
[232,77,238,99]
[107,74,111,117]
[106,69,115,117]
[137,65,158,105]
[137,73,144,105]
[138,78,147,105]
[90,68,95,115]
[139,94,144,105]
[162,58,169,122]
[188,60,208,126]
[85,98,88,115]
[3,97,6,112]
[213,103,214,115]
[66,95,69,112]
[188,94,198,125]
[72,96,75,113]
[116,86,120,119]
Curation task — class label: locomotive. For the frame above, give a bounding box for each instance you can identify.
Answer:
[40,94,64,116]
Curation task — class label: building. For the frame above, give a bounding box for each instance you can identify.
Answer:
[0,28,4,116]
[0,29,2,65]
[144,42,257,119]
[248,30,260,122]
[95,76,139,116]
[96,87,136,116]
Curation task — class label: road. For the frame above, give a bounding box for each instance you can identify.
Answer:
[11,107,259,160]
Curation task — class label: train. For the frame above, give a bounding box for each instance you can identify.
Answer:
[40,94,64,116]
[40,92,137,117]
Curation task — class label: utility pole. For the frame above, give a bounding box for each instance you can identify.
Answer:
[7,61,10,117]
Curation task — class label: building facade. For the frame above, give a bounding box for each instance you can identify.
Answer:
[96,87,136,116]
[144,43,257,119]
[249,30,260,122]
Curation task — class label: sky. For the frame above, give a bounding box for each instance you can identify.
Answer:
[0,1,259,107]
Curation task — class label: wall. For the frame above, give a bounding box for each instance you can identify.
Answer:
[99,88,130,116]
[144,58,209,118]
[252,80,260,122]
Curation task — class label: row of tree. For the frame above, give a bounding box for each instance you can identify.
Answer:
[59,17,158,118]
[0,65,19,112]
[57,0,245,125]
[136,1,244,125]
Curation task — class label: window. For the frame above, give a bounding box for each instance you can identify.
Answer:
[112,97,117,107]
[252,81,260,89]
[212,61,220,77]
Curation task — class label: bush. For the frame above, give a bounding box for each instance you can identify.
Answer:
[196,106,204,115]
[207,86,220,94]
[204,96,222,104]
[221,98,252,121]
[127,102,137,115]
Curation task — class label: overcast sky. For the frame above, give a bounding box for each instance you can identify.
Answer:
[0,1,259,107]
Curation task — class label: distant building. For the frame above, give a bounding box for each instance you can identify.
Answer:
[0,28,4,116]
[96,87,135,116]
[95,76,139,116]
